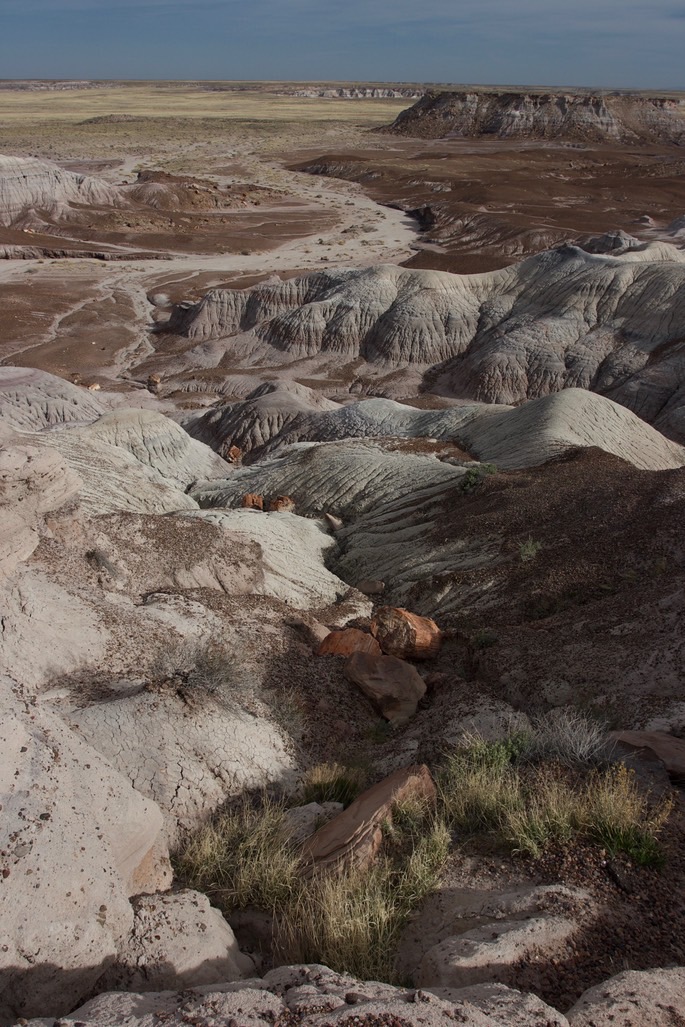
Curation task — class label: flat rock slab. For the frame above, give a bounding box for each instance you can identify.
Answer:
[300,764,436,872]
[611,730,685,783]
[417,915,577,990]
[428,983,569,1027]
[343,651,426,725]
[567,966,685,1026]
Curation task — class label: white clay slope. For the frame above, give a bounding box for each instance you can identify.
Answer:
[0,154,121,226]
[171,244,685,442]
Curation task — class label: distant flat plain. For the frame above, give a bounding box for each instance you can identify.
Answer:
[0,81,409,123]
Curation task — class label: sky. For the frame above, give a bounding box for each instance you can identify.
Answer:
[0,0,683,90]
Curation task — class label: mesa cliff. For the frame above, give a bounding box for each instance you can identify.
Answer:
[384,90,685,144]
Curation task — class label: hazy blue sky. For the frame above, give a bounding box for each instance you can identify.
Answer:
[0,0,683,89]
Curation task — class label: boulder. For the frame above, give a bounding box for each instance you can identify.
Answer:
[416,915,577,990]
[344,651,426,725]
[300,764,436,872]
[610,730,685,783]
[100,889,254,993]
[567,966,685,1026]
[0,676,171,1021]
[371,607,443,660]
[316,628,382,658]
[428,983,570,1027]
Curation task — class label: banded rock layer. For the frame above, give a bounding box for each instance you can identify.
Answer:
[169,244,685,443]
[384,90,685,144]
[0,155,121,227]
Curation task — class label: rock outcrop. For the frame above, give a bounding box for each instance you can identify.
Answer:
[170,247,685,445]
[567,966,685,1026]
[0,154,121,227]
[383,90,685,145]
[0,676,171,1021]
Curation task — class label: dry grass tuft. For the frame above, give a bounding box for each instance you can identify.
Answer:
[300,762,368,807]
[438,732,673,864]
[174,796,300,911]
[176,790,449,982]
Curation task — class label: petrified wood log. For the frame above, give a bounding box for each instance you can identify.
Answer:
[301,764,436,872]
[370,606,442,660]
[241,493,264,510]
[316,628,382,658]
[268,495,296,513]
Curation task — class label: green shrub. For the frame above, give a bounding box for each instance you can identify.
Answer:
[460,463,497,493]
[519,538,542,562]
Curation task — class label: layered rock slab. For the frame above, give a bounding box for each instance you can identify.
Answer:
[300,764,436,871]
[567,966,685,1026]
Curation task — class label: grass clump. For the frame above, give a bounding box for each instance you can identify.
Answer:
[437,730,673,864]
[300,762,367,807]
[460,463,497,493]
[583,763,674,867]
[276,799,449,981]
[519,537,542,562]
[176,790,449,983]
[174,796,300,911]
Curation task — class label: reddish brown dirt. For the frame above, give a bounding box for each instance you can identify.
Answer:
[410,448,685,721]
[293,140,685,273]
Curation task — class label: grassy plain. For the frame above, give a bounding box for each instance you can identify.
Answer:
[0,82,409,168]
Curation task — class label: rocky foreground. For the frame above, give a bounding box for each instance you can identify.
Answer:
[20,964,685,1027]
[2,359,685,1023]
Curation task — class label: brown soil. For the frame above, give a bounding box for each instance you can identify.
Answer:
[397,448,685,721]
[294,140,685,273]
